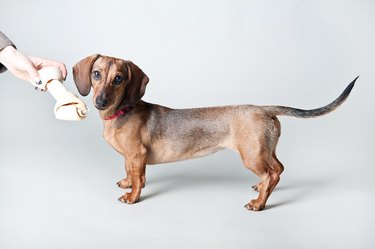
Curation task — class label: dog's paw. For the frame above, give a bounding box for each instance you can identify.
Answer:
[116,178,132,189]
[118,192,139,204]
[244,199,265,211]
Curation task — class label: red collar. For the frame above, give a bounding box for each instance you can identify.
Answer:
[103,106,133,120]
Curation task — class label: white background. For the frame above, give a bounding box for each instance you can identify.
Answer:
[1,1,374,248]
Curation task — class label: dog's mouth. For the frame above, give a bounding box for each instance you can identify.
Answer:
[95,104,107,110]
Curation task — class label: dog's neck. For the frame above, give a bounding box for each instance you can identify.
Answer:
[102,106,134,121]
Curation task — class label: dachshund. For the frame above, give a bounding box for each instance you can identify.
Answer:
[73,54,356,211]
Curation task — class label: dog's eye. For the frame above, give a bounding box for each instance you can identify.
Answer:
[92,70,101,80]
[113,75,123,85]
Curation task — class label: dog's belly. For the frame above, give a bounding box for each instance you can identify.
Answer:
[146,138,227,165]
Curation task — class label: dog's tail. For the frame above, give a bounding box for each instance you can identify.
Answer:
[263,76,358,118]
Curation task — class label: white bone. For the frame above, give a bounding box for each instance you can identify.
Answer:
[38,67,88,121]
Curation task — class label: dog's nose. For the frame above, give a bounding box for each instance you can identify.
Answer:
[95,96,108,110]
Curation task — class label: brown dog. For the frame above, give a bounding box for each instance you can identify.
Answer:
[73,54,356,211]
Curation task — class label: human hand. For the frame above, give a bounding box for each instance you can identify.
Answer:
[0,45,67,87]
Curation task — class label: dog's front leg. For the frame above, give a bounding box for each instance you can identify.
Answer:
[116,161,133,189]
[117,160,146,189]
[118,154,147,204]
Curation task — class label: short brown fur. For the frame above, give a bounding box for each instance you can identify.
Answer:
[73,54,356,211]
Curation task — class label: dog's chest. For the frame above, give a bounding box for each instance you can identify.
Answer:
[102,123,127,155]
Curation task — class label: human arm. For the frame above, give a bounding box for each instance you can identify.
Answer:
[0,31,67,85]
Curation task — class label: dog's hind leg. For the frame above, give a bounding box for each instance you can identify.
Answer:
[252,152,284,193]
[240,149,279,211]
[238,117,281,211]
[251,116,283,194]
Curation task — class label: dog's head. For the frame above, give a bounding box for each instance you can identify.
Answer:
[73,54,149,115]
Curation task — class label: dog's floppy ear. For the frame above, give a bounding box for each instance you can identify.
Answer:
[124,61,149,105]
[72,54,101,96]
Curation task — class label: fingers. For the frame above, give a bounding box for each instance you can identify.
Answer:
[25,63,41,84]
[58,63,68,80]
[29,56,68,80]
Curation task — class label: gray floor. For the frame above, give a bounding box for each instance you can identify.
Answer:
[0,124,374,249]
